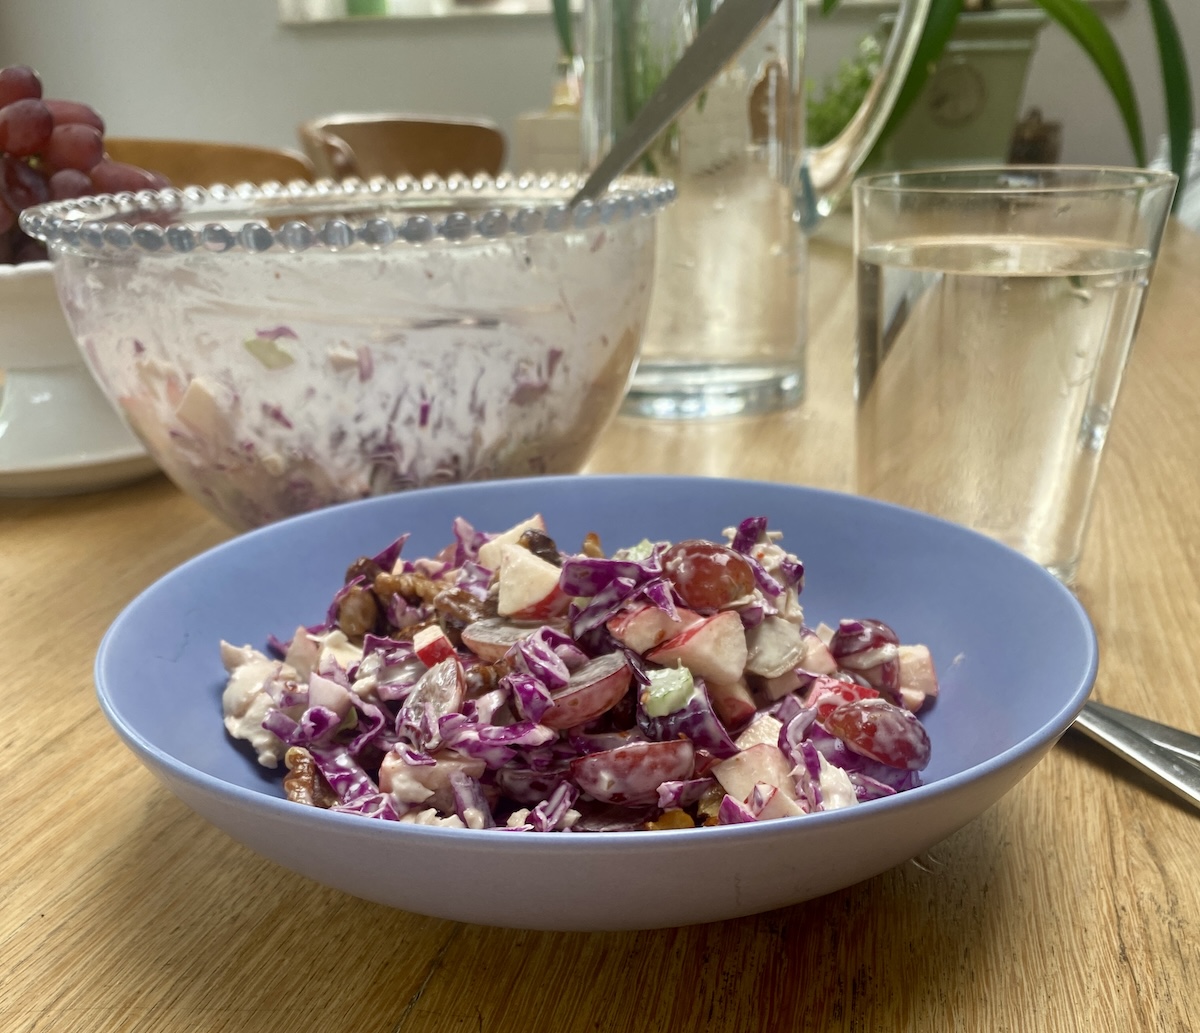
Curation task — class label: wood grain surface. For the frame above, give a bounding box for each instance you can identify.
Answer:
[3,217,1199,1033]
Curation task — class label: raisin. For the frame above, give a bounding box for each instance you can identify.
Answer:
[518,528,562,566]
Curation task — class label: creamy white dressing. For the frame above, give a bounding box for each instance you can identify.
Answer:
[215,515,936,829]
[220,651,291,767]
[816,754,859,810]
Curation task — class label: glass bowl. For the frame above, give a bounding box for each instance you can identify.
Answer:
[20,173,673,529]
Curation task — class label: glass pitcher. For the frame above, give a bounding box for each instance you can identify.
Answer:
[581,0,932,418]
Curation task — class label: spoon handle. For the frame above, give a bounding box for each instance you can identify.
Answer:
[1074,701,1200,813]
[571,0,784,205]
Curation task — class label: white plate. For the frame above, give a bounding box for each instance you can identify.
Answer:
[0,442,159,498]
[1,262,161,497]
[0,367,159,497]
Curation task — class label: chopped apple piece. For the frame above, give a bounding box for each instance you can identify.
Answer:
[898,644,938,698]
[495,543,569,619]
[477,515,546,571]
[606,601,703,655]
[749,782,806,819]
[379,748,486,811]
[412,625,457,668]
[800,628,839,675]
[712,743,799,804]
[734,712,783,751]
[308,673,352,718]
[645,610,748,686]
[745,616,806,678]
[758,669,805,702]
[281,626,320,682]
[707,678,758,730]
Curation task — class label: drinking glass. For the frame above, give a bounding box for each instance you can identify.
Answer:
[853,166,1177,584]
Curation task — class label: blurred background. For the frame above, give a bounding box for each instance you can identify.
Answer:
[1,0,1196,171]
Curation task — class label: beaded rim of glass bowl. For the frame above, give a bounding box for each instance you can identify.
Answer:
[19,172,676,257]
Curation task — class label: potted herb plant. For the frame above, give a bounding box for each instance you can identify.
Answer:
[868,0,1049,167]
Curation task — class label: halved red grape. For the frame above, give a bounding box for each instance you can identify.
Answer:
[828,618,901,698]
[821,697,931,771]
[662,539,756,611]
[568,739,695,806]
[803,676,880,720]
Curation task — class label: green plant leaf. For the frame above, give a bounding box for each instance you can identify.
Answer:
[614,0,638,125]
[551,0,575,58]
[821,0,841,14]
[1030,0,1145,165]
[1145,0,1194,194]
[878,0,963,146]
[611,0,660,172]
[697,0,713,29]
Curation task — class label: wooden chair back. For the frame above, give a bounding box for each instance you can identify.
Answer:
[297,114,506,181]
[104,138,316,188]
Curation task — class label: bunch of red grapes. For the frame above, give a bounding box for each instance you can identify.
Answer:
[0,64,166,265]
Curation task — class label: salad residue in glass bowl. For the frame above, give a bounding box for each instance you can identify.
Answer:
[20,174,673,529]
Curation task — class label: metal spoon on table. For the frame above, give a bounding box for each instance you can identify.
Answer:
[1073,701,1200,813]
[570,0,784,206]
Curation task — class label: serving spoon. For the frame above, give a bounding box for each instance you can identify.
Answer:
[570,0,784,206]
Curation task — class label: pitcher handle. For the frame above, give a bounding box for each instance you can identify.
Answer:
[796,0,932,232]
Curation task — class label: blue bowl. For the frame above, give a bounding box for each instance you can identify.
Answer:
[96,475,1096,930]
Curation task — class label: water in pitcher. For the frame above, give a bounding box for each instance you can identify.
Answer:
[620,130,806,419]
[855,236,1154,583]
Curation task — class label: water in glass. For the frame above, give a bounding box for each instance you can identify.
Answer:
[856,234,1153,584]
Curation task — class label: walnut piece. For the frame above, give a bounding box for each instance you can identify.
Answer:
[283,747,337,808]
[335,584,379,639]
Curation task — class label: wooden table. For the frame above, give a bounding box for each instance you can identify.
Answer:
[4,216,1200,1033]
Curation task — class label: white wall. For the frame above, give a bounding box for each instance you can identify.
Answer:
[0,0,560,152]
[1,0,1197,167]
[1024,0,1200,166]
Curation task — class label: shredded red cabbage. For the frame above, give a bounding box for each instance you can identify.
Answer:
[220,512,938,832]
